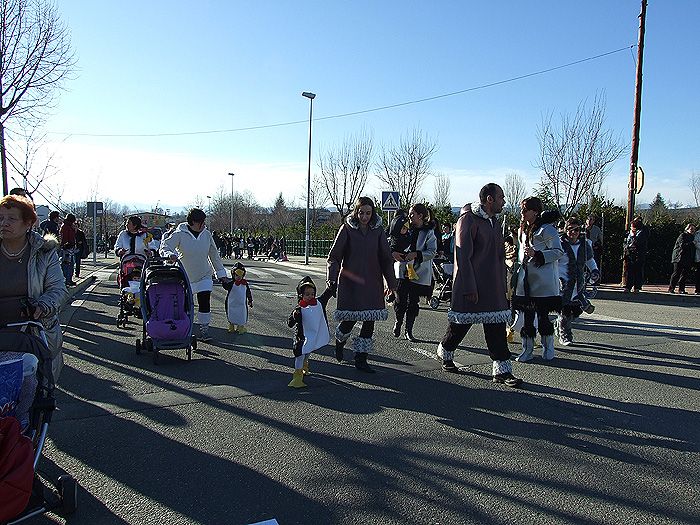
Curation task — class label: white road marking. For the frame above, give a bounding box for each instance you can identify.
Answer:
[243,268,273,279]
[581,313,699,337]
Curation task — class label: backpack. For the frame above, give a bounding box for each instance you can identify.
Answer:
[0,416,34,521]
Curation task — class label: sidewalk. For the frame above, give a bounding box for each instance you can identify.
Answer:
[62,253,119,308]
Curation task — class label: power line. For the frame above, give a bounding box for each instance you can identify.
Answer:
[48,45,635,139]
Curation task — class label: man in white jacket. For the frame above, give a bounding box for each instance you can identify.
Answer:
[160,208,229,342]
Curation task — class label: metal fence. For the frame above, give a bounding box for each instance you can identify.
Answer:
[285,239,334,257]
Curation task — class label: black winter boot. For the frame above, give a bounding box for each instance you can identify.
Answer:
[354,352,375,373]
[392,321,402,337]
[404,316,418,342]
[335,339,346,362]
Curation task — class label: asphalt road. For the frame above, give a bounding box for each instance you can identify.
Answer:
[34,259,700,525]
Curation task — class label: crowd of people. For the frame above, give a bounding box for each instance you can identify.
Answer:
[211,231,288,261]
[2,185,700,395]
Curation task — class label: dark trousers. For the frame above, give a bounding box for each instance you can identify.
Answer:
[393,279,420,324]
[669,262,692,292]
[440,322,510,362]
[696,263,700,294]
[624,258,645,291]
[74,255,81,277]
[521,307,555,338]
[338,320,375,339]
[196,291,211,313]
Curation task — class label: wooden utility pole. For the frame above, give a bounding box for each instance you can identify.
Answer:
[626,0,647,230]
[623,0,647,288]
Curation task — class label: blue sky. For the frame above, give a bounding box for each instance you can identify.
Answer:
[22,0,700,212]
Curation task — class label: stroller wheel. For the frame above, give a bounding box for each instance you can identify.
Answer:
[187,346,192,361]
[191,335,198,352]
[429,297,440,310]
[58,474,78,515]
[144,338,153,353]
[136,339,142,354]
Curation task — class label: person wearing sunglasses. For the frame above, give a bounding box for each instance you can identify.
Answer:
[556,217,599,346]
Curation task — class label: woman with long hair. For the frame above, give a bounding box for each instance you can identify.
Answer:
[512,197,563,362]
[392,203,437,341]
[327,197,397,373]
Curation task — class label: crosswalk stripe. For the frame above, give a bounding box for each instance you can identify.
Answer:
[243,268,273,279]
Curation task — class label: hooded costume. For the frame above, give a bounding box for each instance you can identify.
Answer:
[287,276,334,388]
[223,262,253,327]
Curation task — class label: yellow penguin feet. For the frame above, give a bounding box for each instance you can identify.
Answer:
[237,326,247,334]
[228,323,237,333]
[288,369,307,388]
[302,356,310,375]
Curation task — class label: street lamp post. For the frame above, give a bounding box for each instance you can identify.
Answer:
[301,91,316,265]
[228,172,235,238]
[206,195,211,215]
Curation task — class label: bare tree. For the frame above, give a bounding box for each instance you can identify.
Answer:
[1,0,76,194]
[432,172,451,209]
[299,172,329,229]
[536,93,627,217]
[690,171,700,207]
[503,171,527,216]
[376,127,438,209]
[319,129,373,218]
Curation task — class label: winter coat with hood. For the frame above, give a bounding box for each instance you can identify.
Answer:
[26,232,67,381]
[515,210,564,301]
[448,202,510,325]
[159,223,227,292]
[327,214,397,321]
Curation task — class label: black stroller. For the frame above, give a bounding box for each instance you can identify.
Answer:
[0,321,77,523]
[429,258,453,309]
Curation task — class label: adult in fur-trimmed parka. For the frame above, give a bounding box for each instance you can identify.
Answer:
[435,184,522,388]
[327,197,397,373]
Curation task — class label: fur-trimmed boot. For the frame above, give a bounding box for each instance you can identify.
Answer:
[541,334,555,360]
[516,336,535,362]
[492,360,523,388]
[353,337,375,373]
[437,343,458,372]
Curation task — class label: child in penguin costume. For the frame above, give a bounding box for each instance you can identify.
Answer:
[287,276,336,388]
[223,262,253,333]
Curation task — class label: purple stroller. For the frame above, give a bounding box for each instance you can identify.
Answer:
[135,259,196,364]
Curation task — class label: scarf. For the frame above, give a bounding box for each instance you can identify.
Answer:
[299,298,317,307]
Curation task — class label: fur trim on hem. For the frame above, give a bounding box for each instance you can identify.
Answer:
[352,336,373,354]
[437,343,454,361]
[492,360,512,375]
[333,309,388,322]
[448,309,510,325]
[512,295,562,314]
[335,326,351,342]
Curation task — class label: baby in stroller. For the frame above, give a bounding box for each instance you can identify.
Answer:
[117,253,146,327]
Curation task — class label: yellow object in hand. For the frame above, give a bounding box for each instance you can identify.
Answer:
[406,262,418,281]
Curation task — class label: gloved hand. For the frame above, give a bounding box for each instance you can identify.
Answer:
[326,281,337,297]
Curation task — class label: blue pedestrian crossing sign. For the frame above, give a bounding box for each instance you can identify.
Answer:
[381,191,400,211]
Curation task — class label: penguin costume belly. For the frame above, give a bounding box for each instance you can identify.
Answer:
[226,283,248,325]
[300,303,331,355]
